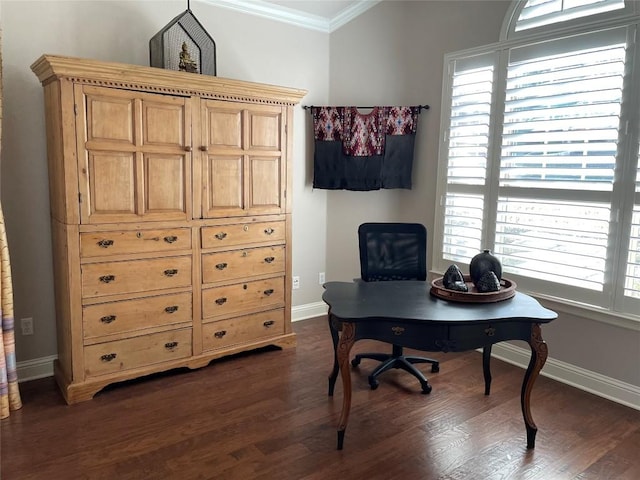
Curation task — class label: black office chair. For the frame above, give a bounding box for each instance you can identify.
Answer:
[351,222,439,393]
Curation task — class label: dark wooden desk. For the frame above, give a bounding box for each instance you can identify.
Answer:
[322,280,557,450]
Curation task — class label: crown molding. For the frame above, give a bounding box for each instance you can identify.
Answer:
[203,0,382,33]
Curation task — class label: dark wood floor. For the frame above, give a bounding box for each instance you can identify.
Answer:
[2,316,639,480]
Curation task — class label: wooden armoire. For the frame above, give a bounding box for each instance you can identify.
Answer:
[31,55,306,404]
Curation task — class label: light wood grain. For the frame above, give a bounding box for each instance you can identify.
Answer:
[31,56,303,404]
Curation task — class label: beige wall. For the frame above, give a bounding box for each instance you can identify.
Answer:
[326,1,639,388]
[326,0,510,282]
[0,0,328,361]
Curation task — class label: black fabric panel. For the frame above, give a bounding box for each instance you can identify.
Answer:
[313,141,344,190]
[381,134,415,189]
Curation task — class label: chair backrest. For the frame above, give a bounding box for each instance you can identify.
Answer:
[358,222,427,282]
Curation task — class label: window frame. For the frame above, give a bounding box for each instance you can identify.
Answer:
[433,0,640,331]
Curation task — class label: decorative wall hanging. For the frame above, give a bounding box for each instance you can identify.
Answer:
[149,0,217,76]
[304,105,429,191]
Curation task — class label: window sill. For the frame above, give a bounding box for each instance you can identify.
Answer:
[529,293,640,332]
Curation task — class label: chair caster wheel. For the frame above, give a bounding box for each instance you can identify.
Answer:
[351,357,361,367]
[431,363,440,373]
[369,378,379,390]
[421,384,432,394]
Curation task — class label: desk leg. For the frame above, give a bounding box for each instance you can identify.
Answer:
[336,321,356,450]
[327,312,340,396]
[483,345,492,395]
[521,323,548,449]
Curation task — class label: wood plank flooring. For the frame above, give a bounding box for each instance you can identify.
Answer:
[2,316,639,480]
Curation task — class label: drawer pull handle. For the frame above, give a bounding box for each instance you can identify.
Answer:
[199,145,209,152]
[165,306,179,314]
[216,263,228,270]
[264,227,274,235]
[485,327,496,337]
[100,315,116,324]
[215,297,227,305]
[100,353,117,362]
[184,145,192,152]
[164,236,178,244]
[214,330,226,339]
[164,269,178,277]
[263,289,274,296]
[391,326,405,336]
[215,232,227,240]
[263,320,275,327]
[264,256,275,263]
[165,341,178,350]
[243,225,249,231]
[99,275,115,283]
[97,239,114,248]
[242,251,248,257]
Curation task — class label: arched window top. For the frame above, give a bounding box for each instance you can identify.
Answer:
[502,0,633,39]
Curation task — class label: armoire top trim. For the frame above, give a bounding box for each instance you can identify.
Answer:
[30,55,307,106]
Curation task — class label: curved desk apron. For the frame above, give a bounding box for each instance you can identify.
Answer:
[322,280,557,450]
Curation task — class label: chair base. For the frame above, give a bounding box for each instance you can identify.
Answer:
[351,345,439,394]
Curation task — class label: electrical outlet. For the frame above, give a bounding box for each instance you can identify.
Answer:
[319,272,325,285]
[21,317,34,336]
[292,276,300,289]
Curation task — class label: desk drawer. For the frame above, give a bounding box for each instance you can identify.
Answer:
[447,322,533,350]
[202,309,284,351]
[354,321,448,352]
[84,328,192,377]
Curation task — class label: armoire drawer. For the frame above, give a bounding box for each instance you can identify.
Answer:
[202,309,284,351]
[202,277,284,319]
[83,292,192,340]
[201,220,285,249]
[84,328,192,377]
[80,228,191,257]
[201,245,284,284]
[82,256,192,298]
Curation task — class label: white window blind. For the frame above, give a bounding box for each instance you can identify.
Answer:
[496,30,626,291]
[626,151,640,299]
[516,0,625,32]
[441,58,494,264]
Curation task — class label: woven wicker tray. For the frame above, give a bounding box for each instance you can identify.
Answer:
[430,275,516,303]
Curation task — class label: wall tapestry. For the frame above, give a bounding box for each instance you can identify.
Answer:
[311,106,424,191]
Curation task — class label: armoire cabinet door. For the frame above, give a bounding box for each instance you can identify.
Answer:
[75,85,192,224]
[200,100,286,218]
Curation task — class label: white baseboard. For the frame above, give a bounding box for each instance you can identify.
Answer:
[16,302,640,413]
[292,301,328,322]
[490,343,640,411]
[16,355,57,382]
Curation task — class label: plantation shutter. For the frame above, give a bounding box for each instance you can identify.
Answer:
[495,28,627,293]
[626,152,640,299]
[441,54,495,264]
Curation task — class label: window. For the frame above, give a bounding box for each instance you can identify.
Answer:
[515,0,625,32]
[434,0,640,319]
